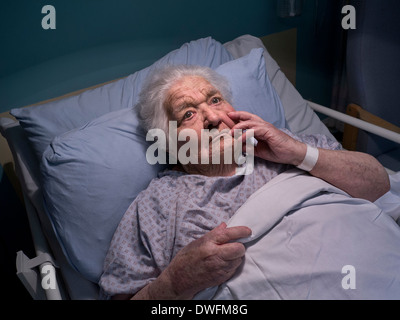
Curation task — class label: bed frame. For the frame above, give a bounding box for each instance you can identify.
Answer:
[13,99,400,300]
[2,32,400,299]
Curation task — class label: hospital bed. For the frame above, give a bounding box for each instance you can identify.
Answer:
[1,34,400,300]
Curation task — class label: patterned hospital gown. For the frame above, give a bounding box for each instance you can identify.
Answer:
[99,131,341,298]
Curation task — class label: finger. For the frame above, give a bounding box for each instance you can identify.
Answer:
[231,122,269,139]
[212,224,252,245]
[220,113,237,129]
[232,126,256,141]
[217,242,246,261]
[230,121,252,134]
[218,257,244,277]
[232,126,266,149]
[228,111,262,122]
[231,119,272,131]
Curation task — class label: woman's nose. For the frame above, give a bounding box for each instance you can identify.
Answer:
[203,108,222,129]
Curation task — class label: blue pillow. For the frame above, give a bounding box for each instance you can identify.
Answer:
[41,107,166,283]
[216,48,287,129]
[11,37,233,159]
[40,48,288,284]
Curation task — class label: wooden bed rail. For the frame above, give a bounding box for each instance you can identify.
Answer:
[307,101,400,147]
[342,103,400,151]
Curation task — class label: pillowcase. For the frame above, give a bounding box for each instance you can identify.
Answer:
[40,47,289,284]
[11,37,234,160]
[223,34,335,140]
[40,107,165,283]
[216,47,287,129]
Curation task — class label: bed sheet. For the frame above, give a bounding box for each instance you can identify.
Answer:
[375,171,400,225]
[195,170,400,300]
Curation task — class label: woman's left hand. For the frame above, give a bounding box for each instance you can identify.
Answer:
[228,111,306,166]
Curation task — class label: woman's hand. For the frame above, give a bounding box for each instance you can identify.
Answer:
[228,111,306,166]
[228,110,389,202]
[132,222,251,300]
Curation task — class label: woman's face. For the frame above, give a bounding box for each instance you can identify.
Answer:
[165,75,239,174]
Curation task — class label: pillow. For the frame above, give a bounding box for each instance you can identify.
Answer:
[40,107,166,283]
[11,37,234,159]
[40,48,289,284]
[216,47,287,129]
[223,34,336,140]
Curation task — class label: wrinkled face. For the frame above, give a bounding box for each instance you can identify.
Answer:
[165,76,238,166]
[166,76,235,130]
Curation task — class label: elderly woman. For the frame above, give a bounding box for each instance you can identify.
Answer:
[99,65,389,300]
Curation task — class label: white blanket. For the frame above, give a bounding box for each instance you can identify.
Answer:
[196,169,400,300]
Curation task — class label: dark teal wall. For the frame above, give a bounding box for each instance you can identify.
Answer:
[1,1,255,77]
[1,0,286,80]
[0,0,341,112]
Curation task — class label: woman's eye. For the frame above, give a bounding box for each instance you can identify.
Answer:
[211,97,222,104]
[183,111,194,120]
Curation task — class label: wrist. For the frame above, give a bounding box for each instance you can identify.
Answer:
[296,144,319,172]
[292,142,308,167]
[133,269,189,300]
[158,267,196,300]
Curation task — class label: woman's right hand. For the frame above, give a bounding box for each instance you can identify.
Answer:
[132,222,251,300]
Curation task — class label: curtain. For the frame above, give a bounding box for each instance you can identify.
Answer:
[330,0,351,115]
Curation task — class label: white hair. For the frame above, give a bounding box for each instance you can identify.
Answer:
[135,65,232,135]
